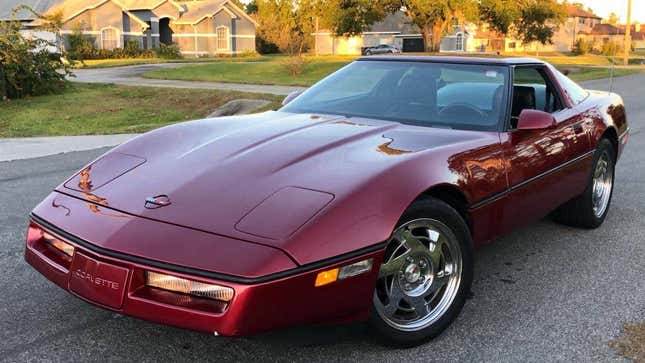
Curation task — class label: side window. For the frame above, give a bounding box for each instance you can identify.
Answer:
[510,67,563,128]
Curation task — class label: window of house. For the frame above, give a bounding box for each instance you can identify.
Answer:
[455,33,464,51]
[101,28,118,50]
[579,17,586,25]
[217,27,228,50]
[508,41,516,49]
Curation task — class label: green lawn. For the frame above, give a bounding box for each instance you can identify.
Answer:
[563,67,641,82]
[143,56,355,86]
[75,54,269,69]
[0,84,282,137]
[143,54,642,86]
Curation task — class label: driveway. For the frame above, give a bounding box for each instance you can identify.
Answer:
[72,63,306,95]
[0,75,643,362]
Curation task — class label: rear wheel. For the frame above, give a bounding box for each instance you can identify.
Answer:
[553,138,616,228]
[369,197,473,347]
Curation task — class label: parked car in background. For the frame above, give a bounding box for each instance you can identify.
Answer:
[363,44,401,55]
[25,56,628,347]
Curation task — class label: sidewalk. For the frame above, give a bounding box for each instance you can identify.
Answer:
[0,134,138,162]
[72,64,305,96]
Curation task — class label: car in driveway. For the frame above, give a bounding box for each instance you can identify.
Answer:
[363,44,401,55]
[25,56,629,347]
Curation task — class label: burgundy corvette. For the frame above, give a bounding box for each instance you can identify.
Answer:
[25,56,628,346]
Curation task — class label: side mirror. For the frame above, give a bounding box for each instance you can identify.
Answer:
[517,109,556,130]
[282,90,303,106]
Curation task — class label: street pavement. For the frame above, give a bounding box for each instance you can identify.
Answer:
[0,75,643,362]
[72,63,306,95]
[0,134,138,162]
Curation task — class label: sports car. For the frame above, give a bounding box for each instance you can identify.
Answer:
[25,56,629,346]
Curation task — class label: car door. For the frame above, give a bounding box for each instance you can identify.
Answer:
[499,65,591,233]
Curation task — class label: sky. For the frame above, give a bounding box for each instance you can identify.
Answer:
[574,0,645,23]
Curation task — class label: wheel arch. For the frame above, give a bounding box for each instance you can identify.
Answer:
[600,126,619,155]
[418,184,471,234]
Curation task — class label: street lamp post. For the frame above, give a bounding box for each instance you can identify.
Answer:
[624,0,632,66]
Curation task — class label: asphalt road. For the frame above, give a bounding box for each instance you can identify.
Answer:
[1,75,644,362]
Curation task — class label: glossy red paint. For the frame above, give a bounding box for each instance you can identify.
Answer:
[516,109,557,130]
[25,57,628,336]
[25,219,383,336]
[68,253,129,308]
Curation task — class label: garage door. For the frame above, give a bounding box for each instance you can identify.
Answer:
[402,38,424,52]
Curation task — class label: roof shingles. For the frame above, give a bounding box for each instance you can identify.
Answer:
[0,0,64,21]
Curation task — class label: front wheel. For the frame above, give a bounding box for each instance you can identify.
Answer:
[552,138,616,228]
[369,197,473,347]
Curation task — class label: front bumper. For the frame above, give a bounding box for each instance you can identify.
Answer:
[25,217,383,336]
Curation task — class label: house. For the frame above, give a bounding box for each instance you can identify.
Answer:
[313,11,425,55]
[579,23,645,51]
[549,5,602,52]
[312,11,422,54]
[314,5,603,55]
[445,5,602,53]
[24,0,256,56]
[0,0,64,52]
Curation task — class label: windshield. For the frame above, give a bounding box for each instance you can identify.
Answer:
[281,60,510,131]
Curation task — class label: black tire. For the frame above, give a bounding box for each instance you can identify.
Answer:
[552,138,616,228]
[368,197,473,347]
[365,50,372,56]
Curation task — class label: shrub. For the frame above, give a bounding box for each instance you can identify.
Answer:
[67,24,96,61]
[67,24,155,62]
[155,43,182,59]
[601,41,623,57]
[0,7,70,100]
[281,55,308,76]
[573,38,592,55]
[256,35,279,54]
[237,50,259,58]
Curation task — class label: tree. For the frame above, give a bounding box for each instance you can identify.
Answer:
[319,0,393,37]
[513,0,566,46]
[383,0,479,52]
[255,0,318,74]
[479,0,519,35]
[246,0,259,13]
[0,6,71,100]
[480,0,566,47]
[607,12,619,26]
[256,0,315,55]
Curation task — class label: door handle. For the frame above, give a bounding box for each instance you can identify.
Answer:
[573,123,585,134]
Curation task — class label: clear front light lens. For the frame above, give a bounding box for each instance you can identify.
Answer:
[145,271,234,302]
[338,258,373,279]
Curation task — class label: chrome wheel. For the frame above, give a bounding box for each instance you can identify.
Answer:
[374,219,463,332]
[591,151,613,218]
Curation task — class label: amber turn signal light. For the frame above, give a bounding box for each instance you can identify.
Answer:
[315,258,373,287]
[314,268,339,287]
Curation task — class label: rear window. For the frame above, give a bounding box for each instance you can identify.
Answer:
[553,69,589,105]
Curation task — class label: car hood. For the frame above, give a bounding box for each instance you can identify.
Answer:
[57,111,486,262]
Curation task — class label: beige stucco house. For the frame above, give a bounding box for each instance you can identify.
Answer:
[579,23,645,51]
[30,0,256,56]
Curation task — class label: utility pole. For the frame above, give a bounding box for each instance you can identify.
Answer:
[314,16,319,56]
[624,0,632,65]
